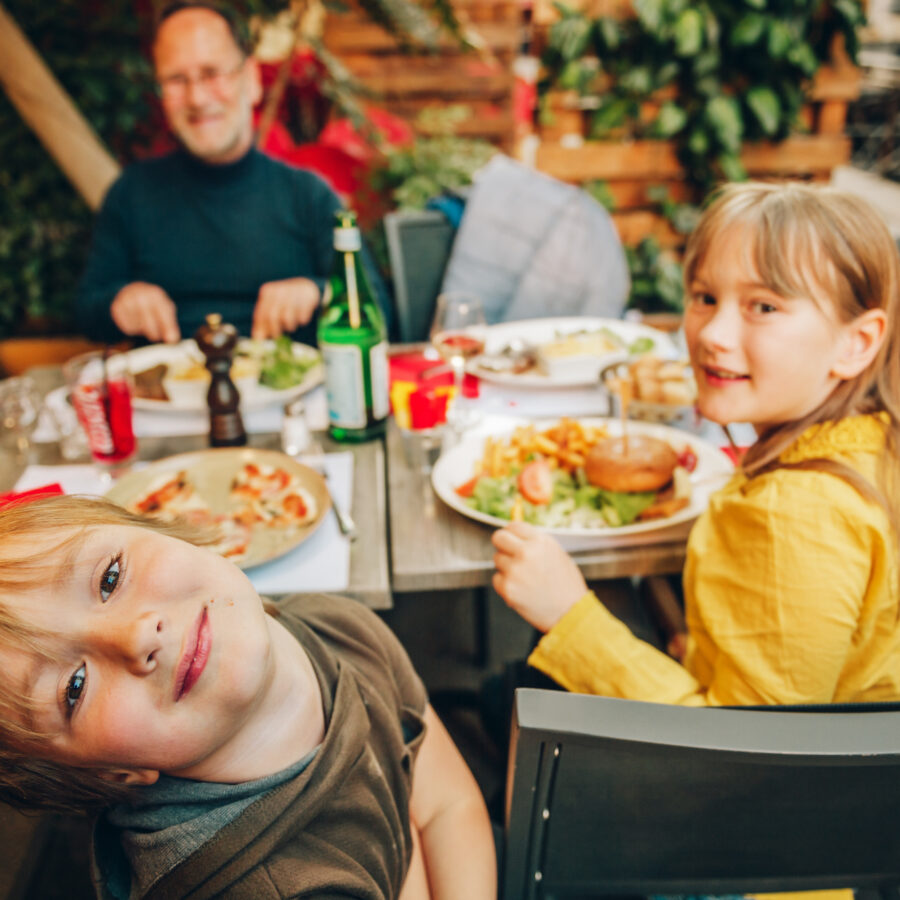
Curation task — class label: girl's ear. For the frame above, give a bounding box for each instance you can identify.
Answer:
[831,308,887,380]
[97,767,160,786]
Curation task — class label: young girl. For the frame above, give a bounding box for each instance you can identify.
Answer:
[0,496,496,899]
[492,181,900,706]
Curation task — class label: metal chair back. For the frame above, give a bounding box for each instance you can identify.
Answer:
[503,689,900,900]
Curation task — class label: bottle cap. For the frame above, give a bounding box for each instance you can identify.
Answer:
[333,226,362,252]
[333,208,362,252]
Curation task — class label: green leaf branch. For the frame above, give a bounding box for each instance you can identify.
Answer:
[540,0,866,189]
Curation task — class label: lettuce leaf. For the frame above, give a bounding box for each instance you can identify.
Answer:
[465,466,658,529]
[595,487,657,526]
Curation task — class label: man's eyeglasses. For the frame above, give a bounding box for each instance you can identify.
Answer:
[157,58,246,99]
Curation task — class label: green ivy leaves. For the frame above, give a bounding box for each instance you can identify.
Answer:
[540,0,864,189]
[705,95,743,152]
[625,236,686,313]
[369,107,496,211]
[746,86,781,135]
[650,102,689,138]
[0,0,158,337]
[674,9,704,57]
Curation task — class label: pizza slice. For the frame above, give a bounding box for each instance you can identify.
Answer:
[129,470,208,518]
[230,462,318,529]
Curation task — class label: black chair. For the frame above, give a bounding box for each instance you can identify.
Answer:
[383,209,457,343]
[503,689,900,900]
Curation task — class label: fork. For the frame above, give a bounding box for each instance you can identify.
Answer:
[300,450,358,540]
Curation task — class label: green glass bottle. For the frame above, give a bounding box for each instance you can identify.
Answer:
[317,210,389,442]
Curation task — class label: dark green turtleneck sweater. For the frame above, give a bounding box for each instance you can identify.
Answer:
[77,148,389,345]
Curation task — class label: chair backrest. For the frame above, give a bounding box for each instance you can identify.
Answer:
[383,209,456,343]
[503,689,900,900]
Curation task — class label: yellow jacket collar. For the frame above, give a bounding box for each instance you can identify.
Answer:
[779,413,888,465]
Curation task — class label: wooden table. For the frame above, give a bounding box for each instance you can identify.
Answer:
[387,419,693,595]
[6,366,391,609]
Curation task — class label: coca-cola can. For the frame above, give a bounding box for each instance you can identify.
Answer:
[63,350,136,472]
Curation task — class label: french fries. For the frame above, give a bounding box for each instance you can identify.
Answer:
[474,418,609,479]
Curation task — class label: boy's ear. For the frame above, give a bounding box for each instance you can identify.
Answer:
[97,767,160,786]
[831,308,887,380]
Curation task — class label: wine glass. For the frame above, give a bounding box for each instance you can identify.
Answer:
[430,291,487,431]
[0,375,43,460]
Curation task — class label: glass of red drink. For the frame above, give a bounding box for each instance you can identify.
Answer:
[63,350,137,476]
[430,292,487,432]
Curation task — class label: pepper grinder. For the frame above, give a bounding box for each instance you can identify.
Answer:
[194,313,247,447]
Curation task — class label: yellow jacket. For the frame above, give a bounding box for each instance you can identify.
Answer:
[529,414,900,706]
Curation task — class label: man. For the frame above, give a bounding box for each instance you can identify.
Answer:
[77,1,387,346]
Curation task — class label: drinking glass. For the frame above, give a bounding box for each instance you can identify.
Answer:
[429,292,487,431]
[63,350,137,478]
[44,388,91,461]
[0,375,43,460]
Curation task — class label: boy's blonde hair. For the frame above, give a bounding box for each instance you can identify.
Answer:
[683,180,900,537]
[0,496,220,813]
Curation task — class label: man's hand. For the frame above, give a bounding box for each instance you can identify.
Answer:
[492,522,589,633]
[252,277,321,340]
[111,282,181,344]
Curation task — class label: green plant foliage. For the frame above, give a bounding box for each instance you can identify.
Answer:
[584,181,697,312]
[540,0,866,189]
[368,106,496,210]
[0,1,156,338]
[583,180,616,210]
[645,184,701,235]
[625,236,685,313]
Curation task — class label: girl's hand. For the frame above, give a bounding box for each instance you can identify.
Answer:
[492,522,589,633]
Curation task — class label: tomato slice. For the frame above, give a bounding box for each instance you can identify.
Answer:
[518,460,553,505]
[676,447,698,473]
[455,475,480,498]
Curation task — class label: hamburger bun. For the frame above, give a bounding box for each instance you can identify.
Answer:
[585,435,679,493]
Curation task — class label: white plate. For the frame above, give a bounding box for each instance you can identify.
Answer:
[127,339,323,413]
[431,417,734,544]
[468,317,679,389]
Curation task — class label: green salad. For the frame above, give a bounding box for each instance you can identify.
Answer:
[563,326,656,357]
[466,465,658,529]
[252,336,320,390]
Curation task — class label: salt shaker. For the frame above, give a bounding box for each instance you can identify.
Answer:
[281,398,312,457]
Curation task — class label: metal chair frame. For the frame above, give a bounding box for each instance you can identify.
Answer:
[503,690,900,900]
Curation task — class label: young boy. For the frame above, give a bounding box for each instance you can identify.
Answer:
[0,496,496,899]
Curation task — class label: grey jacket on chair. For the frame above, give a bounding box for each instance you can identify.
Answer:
[440,154,630,324]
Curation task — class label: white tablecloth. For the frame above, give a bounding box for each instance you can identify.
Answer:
[33,384,330,442]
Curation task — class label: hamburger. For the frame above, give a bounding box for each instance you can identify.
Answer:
[585,434,689,521]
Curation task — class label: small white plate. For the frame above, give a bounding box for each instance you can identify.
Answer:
[127,339,323,414]
[430,416,734,545]
[468,317,679,389]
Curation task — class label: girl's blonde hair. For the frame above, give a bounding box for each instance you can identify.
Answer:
[0,496,221,813]
[683,180,900,537]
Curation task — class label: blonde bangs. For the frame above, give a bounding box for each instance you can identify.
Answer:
[685,182,898,326]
